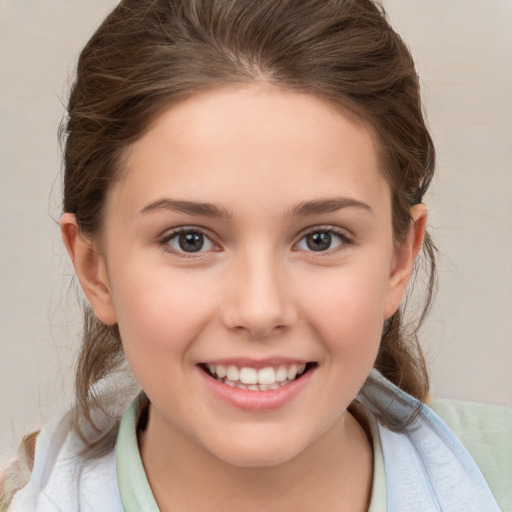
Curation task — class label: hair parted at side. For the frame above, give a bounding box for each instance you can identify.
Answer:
[63,0,436,430]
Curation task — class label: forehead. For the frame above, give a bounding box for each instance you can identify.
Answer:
[109,84,390,217]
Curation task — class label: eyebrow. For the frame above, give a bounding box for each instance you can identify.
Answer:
[140,199,232,218]
[290,197,373,216]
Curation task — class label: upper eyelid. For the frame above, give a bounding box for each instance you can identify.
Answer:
[293,226,353,252]
[296,225,352,240]
[161,225,216,240]
[158,227,221,259]
[160,226,220,250]
[158,224,352,249]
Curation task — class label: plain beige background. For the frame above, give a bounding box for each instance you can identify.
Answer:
[1,0,511,459]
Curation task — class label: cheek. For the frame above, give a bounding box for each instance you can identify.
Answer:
[111,271,218,398]
[300,264,389,353]
[109,265,215,357]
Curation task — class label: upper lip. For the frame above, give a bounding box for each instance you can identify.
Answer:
[199,357,312,369]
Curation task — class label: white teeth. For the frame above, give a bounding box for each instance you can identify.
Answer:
[206,362,310,391]
[258,367,276,385]
[287,364,298,380]
[257,383,281,391]
[275,366,288,382]
[226,365,239,381]
[216,364,227,378]
[239,367,258,385]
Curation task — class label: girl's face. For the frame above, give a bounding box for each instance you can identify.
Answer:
[73,85,423,467]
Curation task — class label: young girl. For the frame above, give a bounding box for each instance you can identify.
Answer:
[1,0,510,510]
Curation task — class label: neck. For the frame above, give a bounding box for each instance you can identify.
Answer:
[139,405,373,512]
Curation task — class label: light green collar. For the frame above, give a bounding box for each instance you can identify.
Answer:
[116,394,160,512]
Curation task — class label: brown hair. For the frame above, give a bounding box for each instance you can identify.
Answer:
[63,0,436,428]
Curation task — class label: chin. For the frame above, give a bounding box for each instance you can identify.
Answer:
[216,449,300,469]
[207,432,309,468]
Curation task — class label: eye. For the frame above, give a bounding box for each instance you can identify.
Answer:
[295,229,348,252]
[162,228,216,254]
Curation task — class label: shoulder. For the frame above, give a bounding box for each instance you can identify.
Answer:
[4,407,123,512]
[429,398,512,511]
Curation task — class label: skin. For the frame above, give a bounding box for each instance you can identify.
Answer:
[61,84,426,511]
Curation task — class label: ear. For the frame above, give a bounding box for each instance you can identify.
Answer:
[60,213,118,325]
[383,204,428,319]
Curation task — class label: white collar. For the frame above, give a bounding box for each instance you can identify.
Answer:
[357,370,502,511]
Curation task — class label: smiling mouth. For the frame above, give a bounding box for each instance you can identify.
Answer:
[199,362,316,391]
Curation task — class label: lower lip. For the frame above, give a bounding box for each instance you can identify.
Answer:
[198,367,315,412]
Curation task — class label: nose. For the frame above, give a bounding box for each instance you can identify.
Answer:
[220,251,298,338]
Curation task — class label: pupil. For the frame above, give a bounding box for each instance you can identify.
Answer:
[306,232,331,251]
[179,232,204,252]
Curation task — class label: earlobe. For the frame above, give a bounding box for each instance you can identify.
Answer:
[60,213,117,325]
[383,204,428,319]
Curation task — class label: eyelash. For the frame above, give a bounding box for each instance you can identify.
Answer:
[159,227,218,256]
[294,226,352,255]
[159,226,352,256]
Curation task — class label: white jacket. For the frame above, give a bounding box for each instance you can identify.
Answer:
[6,370,503,512]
